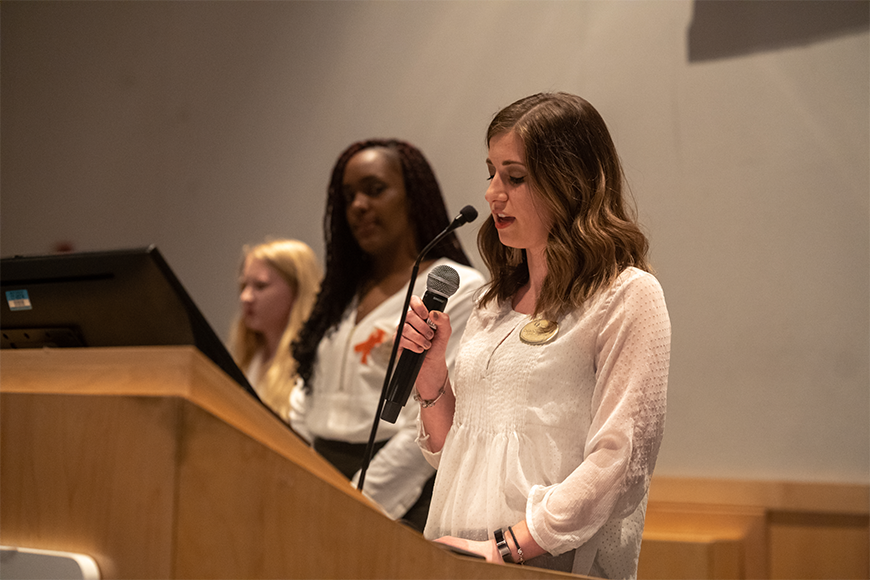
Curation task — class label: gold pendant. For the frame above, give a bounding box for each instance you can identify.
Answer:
[519,318,559,345]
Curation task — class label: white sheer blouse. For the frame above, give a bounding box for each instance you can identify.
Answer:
[418,267,670,579]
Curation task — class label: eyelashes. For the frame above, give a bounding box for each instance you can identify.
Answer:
[486,174,526,185]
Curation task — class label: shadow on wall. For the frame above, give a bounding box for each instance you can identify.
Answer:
[689,0,870,62]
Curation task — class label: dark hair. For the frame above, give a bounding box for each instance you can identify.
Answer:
[478,92,651,319]
[293,138,472,389]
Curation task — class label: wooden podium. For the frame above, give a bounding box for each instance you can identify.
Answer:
[0,347,574,579]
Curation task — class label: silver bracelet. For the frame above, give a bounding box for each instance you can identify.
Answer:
[413,373,448,408]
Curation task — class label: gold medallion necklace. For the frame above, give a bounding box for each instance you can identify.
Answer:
[519,318,559,345]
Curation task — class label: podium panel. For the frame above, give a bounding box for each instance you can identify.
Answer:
[0,347,576,579]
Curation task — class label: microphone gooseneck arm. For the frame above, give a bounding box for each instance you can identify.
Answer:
[357,205,477,492]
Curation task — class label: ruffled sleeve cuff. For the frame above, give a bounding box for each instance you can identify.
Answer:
[526,484,568,555]
[525,483,606,558]
[415,417,442,469]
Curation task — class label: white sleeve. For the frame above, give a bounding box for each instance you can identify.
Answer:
[288,377,313,445]
[415,413,443,469]
[350,427,435,519]
[526,273,670,553]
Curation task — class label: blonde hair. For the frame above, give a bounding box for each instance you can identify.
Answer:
[229,238,322,419]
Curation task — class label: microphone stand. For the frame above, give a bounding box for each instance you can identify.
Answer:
[356,209,472,492]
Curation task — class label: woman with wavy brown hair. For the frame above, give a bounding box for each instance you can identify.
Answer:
[400,93,670,578]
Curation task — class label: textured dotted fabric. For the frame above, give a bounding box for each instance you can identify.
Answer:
[419,267,670,579]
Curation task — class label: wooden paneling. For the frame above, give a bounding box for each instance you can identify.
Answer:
[0,347,575,580]
[769,512,869,580]
[639,503,766,579]
[1,393,181,578]
[638,534,741,580]
[639,477,870,580]
[3,347,866,579]
[647,476,869,515]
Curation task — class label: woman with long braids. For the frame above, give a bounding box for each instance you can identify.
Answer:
[292,139,485,532]
[399,93,670,578]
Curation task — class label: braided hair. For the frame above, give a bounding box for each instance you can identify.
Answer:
[293,138,472,390]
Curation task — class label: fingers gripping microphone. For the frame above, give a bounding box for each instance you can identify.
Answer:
[358,206,477,491]
[380,265,460,423]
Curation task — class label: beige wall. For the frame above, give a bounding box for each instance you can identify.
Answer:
[2,1,867,486]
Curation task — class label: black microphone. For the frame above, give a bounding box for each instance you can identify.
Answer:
[358,205,477,490]
[380,265,460,423]
[452,205,478,228]
[416,205,478,258]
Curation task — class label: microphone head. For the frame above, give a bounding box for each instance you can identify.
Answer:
[456,205,478,225]
[427,265,460,298]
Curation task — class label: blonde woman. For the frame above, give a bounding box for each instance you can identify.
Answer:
[229,238,321,429]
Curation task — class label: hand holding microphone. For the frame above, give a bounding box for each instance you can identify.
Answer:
[401,295,453,361]
[359,204,477,489]
[407,295,454,400]
[381,265,458,423]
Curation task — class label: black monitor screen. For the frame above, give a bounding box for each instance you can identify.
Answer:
[0,246,257,400]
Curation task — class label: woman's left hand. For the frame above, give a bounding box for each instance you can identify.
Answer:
[434,536,502,563]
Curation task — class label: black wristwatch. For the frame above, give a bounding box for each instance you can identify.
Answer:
[493,528,512,563]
